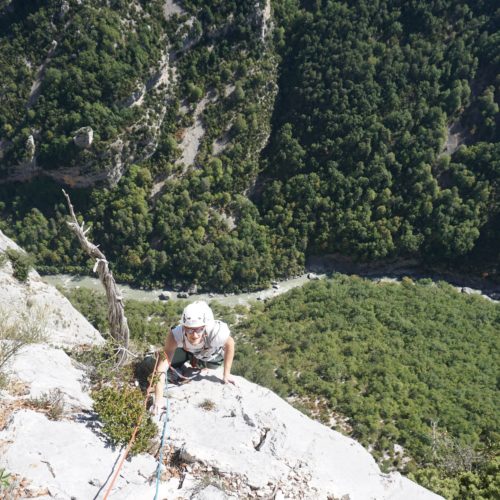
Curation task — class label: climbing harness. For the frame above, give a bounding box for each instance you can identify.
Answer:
[167,359,199,383]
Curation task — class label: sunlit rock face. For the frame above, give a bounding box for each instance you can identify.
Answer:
[0,230,103,347]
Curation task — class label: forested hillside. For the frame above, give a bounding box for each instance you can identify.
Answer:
[232,276,500,498]
[0,0,168,174]
[0,0,498,291]
[259,0,499,272]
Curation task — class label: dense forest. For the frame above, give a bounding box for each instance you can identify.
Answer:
[0,0,167,169]
[64,276,499,498]
[0,0,498,292]
[260,0,499,266]
[231,276,500,498]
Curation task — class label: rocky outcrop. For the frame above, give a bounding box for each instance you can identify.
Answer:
[163,0,185,20]
[0,364,442,499]
[59,0,70,20]
[25,135,35,162]
[0,230,103,347]
[72,126,94,149]
[5,344,93,410]
[176,93,217,169]
[259,0,272,41]
[149,372,442,499]
[0,410,157,499]
[0,1,274,190]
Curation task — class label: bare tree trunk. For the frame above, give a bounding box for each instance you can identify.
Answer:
[62,189,129,366]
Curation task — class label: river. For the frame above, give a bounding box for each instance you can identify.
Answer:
[41,273,322,306]
[41,259,499,307]
[42,265,500,306]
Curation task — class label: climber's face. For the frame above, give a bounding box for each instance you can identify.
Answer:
[184,326,204,344]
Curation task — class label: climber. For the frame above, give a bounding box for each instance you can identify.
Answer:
[152,301,235,413]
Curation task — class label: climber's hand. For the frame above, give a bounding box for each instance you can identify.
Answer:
[150,397,165,417]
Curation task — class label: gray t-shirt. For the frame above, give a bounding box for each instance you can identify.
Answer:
[172,320,230,362]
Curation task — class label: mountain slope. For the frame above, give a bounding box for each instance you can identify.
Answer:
[0,0,498,290]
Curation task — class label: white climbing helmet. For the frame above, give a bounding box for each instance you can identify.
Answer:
[181,301,214,328]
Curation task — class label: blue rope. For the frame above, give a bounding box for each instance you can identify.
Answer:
[154,369,170,500]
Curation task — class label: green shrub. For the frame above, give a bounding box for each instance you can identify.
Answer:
[62,288,108,334]
[68,341,124,385]
[92,385,157,455]
[0,468,10,489]
[0,308,46,372]
[188,83,203,102]
[233,275,500,489]
[5,249,34,282]
[0,372,8,390]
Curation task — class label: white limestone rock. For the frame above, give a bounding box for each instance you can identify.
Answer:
[59,1,70,19]
[0,410,176,500]
[193,485,237,499]
[25,134,35,162]
[0,230,103,347]
[0,409,218,499]
[73,126,94,148]
[159,370,443,500]
[0,371,443,500]
[6,344,92,410]
[158,290,171,301]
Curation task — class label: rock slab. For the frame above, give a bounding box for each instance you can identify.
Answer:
[0,230,104,347]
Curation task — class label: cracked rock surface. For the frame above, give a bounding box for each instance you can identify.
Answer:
[0,370,443,500]
[157,370,442,499]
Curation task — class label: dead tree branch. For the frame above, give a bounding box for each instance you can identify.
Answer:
[62,189,129,366]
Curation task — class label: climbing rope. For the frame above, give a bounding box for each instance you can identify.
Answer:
[153,353,200,497]
[100,349,195,499]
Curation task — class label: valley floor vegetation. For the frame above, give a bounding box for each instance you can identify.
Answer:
[65,275,499,498]
[232,275,499,499]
